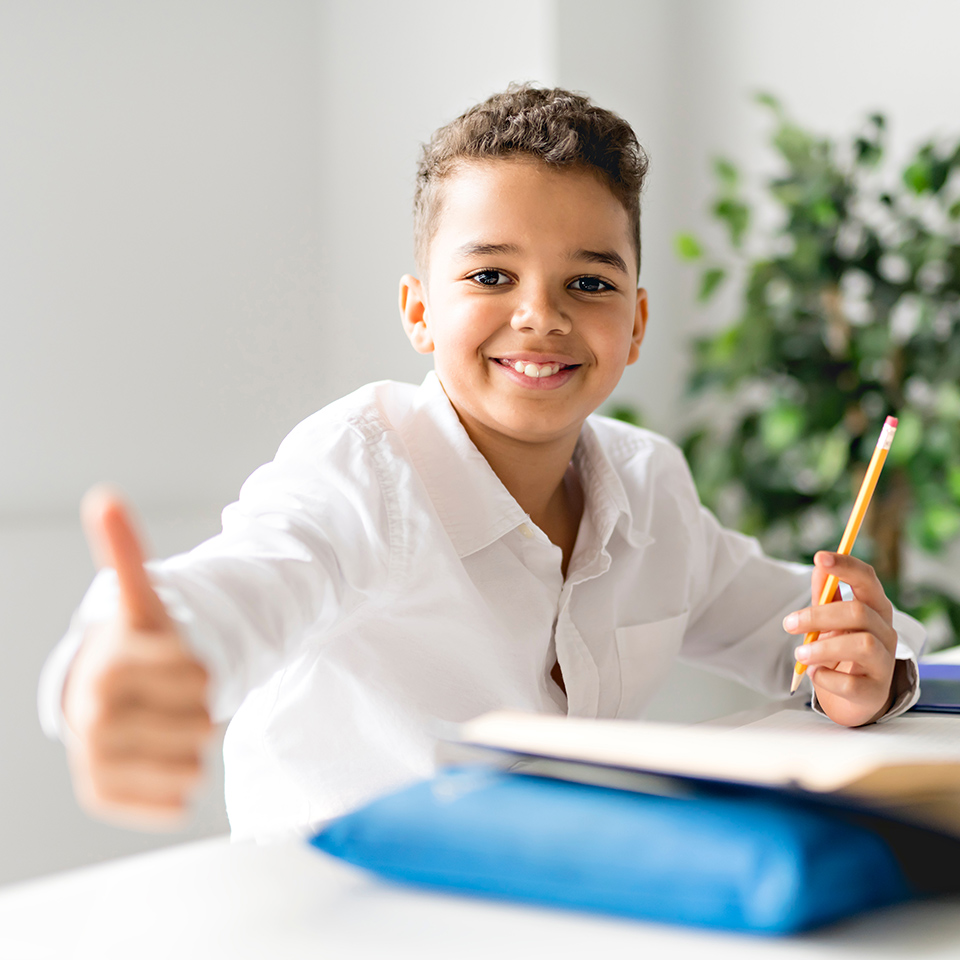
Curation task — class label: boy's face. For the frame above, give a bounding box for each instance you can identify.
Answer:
[400,159,647,453]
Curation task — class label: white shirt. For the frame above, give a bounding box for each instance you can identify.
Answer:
[39,373,924,840]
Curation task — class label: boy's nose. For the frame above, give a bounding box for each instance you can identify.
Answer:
[510,289,572,336]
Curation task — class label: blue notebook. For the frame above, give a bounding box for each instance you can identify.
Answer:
[913,663,960,713]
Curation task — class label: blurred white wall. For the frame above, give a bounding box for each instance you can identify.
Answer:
[3,0,960,886]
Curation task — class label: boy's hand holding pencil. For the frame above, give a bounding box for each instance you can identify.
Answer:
[783,550,900,727]
[61,488,213,828]
[781,417,903,727]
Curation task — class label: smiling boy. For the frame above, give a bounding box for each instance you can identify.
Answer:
[40,85,923,840]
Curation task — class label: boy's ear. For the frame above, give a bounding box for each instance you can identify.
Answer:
[399,274,434,354]
[626,287,649,366]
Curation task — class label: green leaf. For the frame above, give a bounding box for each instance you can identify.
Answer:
[920,503,960,550]
[755,91,782,113]
[948,466,960,504]
[903,160,932,194]
[698,268,726,302]
[675,232,704,261]
[815,429,849,487]
[760,402,805,454]
[773,125,816,169]
[854,137,882,167]
[887,410,923,465]
[607,404,643,427]
[810,197,839,226]
[713,198,750,248]
[936,383,960,419]
[713,157,739,187]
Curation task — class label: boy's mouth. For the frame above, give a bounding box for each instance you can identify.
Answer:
[492,357,580,380]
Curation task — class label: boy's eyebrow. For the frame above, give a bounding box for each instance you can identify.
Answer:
[455,242,629,275]
[455,242,521,259]
[571,248,629,274]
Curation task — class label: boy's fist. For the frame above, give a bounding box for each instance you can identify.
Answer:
[784,552,902,727]
[62,487,213,828]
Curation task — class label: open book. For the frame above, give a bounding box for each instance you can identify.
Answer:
[445,710,960,837]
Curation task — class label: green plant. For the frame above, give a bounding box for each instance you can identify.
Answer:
[675,96,960,650]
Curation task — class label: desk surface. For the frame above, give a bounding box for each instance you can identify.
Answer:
[4,705,960,960]
[3,833,960,960]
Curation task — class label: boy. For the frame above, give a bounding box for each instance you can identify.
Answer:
[40,85,922,840]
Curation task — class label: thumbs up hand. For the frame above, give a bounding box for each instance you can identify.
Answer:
[62,487,213,828]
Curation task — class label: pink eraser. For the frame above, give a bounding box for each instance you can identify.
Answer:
[885,416,898,428]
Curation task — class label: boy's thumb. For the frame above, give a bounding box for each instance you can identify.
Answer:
[81,485,169,631]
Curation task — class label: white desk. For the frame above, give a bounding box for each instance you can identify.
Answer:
[3,705,960,960]
[3,832,960,960]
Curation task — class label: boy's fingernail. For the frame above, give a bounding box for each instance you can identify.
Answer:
[794,645,811,663]
[818,552,836,567]
[783,612,799,631]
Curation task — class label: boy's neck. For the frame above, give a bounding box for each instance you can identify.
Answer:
[460,422,585,571]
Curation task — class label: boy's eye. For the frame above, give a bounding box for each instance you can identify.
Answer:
[468,269,512,286]
[569,276,614,293]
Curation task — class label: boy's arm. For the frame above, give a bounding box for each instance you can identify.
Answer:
[40,417,399,821]
[677,495,923,719]
[43,417,396,729]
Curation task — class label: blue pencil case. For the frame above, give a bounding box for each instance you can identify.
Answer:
[310,766,916,934]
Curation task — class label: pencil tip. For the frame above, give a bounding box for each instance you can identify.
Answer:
[789,672,802,695]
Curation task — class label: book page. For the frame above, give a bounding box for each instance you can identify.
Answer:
[743,707,960,751]
[456,711,960,795]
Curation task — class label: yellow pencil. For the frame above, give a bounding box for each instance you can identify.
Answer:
[790,415,898,694]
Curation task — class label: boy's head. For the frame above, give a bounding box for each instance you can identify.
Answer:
[413,84,648,278]
[400,85,650,455]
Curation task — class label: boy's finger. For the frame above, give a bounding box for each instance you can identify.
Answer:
[808,665,885,704]
[90,756,203,806]
[784,598,896,649]
[96,709,213,762]
[100,660,210,711]
[81,485,169,631]
[794,633,891,676]
[813,552,893,622]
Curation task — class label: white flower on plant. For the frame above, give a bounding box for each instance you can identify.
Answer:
[878,253,912,284]
[889,293,923,343]
[835,220,867,259]
[799,507,838,552]
[838,268,874,325]
[933,306,953,341]
[917,260,951,294]
[905,376,936,410]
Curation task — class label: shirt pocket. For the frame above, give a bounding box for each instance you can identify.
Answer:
[615,610,690,719]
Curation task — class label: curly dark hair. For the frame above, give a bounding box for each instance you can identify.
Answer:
[413,83,649,275]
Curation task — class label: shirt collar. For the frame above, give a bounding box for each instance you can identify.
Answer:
[402,372,528,559]
[574,418,654,551]
[402,372,653,558]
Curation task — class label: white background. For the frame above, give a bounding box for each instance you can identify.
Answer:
[3,0,959,885]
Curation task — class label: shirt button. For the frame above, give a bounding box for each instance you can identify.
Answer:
[518,523,535,539]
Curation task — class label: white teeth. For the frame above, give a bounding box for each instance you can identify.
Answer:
[510,361,563,378]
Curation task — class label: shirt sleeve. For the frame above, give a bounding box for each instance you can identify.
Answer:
[38,413,400,739]
[669,448,926,705]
